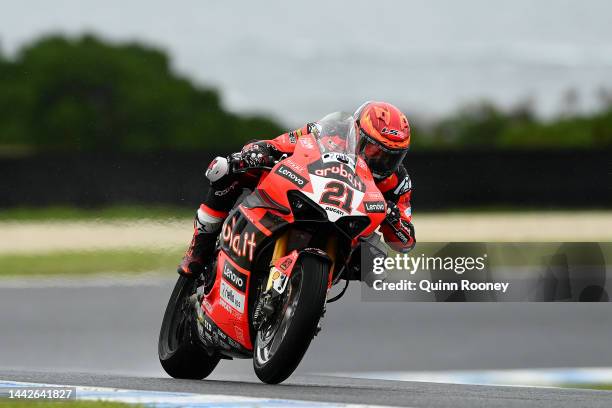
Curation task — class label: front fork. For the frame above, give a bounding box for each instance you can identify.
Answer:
[266,231,337,291]
[253,230,337,331]
[266,231,290,291]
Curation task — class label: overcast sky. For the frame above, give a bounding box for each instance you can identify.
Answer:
[2,0,612,124]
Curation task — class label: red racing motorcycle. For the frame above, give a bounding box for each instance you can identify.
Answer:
[159,112,389,384]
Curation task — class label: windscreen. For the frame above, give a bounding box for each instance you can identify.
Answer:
[311,112,359,169]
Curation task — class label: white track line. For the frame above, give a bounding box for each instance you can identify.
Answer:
[0,380,399,408]
[331,367,612,387]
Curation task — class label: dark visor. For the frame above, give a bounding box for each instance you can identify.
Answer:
[358,134,407,179]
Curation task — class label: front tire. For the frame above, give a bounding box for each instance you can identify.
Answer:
[158,276,220,379]
[253,254,329,384]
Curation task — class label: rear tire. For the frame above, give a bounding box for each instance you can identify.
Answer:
[253,254,329,384]
[158,276,220,379]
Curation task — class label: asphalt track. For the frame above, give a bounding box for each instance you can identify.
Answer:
[2,277,612,406]
[1,370,612,408]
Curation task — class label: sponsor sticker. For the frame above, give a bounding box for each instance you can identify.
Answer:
[227,337,241,349]
[283,158,306,174]
[275,164,308,187]
[222,261,247,292]
[279,257,293,271]
[310,162,365,192]
[288,131,297,144]
[220,280,245,313]
[221,217,258,262]
[364,201,386,213]
[381,127,401,136]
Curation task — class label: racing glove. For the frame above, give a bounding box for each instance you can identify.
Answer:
[381,200,416,253]
[238,142,283,170]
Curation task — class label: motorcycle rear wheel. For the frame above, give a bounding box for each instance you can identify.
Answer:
[253,254,329,384]
[158,276,220,379]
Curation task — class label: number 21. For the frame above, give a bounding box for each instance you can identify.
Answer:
[320,181,354,212]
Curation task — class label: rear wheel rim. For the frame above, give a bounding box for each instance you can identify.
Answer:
[255,270,303,365]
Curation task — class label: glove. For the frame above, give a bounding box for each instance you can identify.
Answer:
[383,200,415,251]
[385,200,401,225]
[239,142,279,169]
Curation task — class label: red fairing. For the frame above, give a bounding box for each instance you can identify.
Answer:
[273,251,299,278]
[258,125,415,251]
[267,124,312,153]
[204,251,253,350]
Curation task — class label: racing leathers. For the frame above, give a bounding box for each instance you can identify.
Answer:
[178,123,416,276]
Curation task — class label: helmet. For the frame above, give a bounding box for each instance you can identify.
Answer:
[354,101,411,179]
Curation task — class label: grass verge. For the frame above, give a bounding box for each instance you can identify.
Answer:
[564,384,612,391]
[0,205,193,221]
[0,249,183,277]
[2,205,610,222]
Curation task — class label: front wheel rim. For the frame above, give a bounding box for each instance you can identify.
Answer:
[255,270,303,365]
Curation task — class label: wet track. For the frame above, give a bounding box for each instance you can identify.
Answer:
[2,277,612,406]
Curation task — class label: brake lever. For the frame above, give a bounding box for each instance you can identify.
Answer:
[231,153,287,174]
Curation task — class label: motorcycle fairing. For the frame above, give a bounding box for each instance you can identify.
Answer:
[203,203,290,354]
[259,133,387,236]
[200,113,389,358]
[204,250,253,350]
[197,308,252,358]
[268,251,300,295]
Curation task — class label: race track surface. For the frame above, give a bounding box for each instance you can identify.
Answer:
[1,370,612,408]
[2,278,612,407]
[2,279,612,376]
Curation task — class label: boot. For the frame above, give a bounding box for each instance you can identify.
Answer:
[177,229,218,278]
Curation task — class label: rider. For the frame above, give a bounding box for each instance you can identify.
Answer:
[178,101,416,277]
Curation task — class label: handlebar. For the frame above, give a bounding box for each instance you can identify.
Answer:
[229,153,287,174]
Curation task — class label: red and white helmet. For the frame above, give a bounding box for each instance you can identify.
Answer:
[354,101,411,179]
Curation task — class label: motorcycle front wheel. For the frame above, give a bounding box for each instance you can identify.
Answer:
[253,254,329,384]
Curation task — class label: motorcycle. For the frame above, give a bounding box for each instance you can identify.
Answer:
[158,112,390,384]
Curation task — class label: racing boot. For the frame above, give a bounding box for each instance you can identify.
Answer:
[177,205,228,279]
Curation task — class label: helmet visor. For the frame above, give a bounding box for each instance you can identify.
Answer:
[359,135,407,179]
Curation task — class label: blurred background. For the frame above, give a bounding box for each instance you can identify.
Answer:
[1,0,611,388]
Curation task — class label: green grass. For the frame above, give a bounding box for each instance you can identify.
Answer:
[564,384,612,391]
[0,401,136,408]
[0,249,183,277]
[0,205,193,221]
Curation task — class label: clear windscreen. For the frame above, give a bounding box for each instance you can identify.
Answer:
[311,112,359,169]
